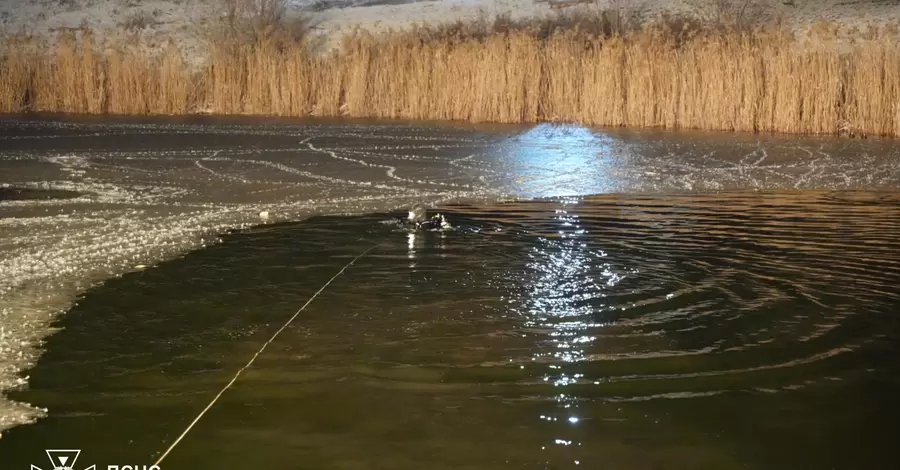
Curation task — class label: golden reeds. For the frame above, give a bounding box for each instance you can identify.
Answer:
[1,17,899,137]
[0,36,32,113]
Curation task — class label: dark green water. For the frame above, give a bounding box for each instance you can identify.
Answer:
[2,192,900,470]
[0,186,81,201]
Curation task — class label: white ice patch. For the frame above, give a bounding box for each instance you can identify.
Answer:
[0,118,506,432]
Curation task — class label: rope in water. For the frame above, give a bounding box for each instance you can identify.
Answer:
[153,244,377,466]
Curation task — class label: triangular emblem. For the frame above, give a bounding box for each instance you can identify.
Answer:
[46,450,80,469]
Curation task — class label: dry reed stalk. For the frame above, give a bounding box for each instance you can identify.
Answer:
[428,42,455,121]
[408,31,441,120]
[289,45,316,116]
[266,49,289,116]
[759,39,796,133]
[701,34,745,131]
[654,33,681,129]
[107,47,152,114]
[4,17,900,137]
[676,39,703,129]
[450,41,480,121]
[434,40,476,121]
[468,35,504,122]
[80,32,105,114]
[846,38,898,137]
[734,34,763,132]
[341,32,374,117]
[756,37,778,133]
[207,42,247,114]
[580,35,626,126]
[151,45,192,114]
[773,39,810,134]
[798,46,842,134]
[346,33,400,118]
[53,31,81,113]
[623,31,662,128]
[540,32,584,123]
[382,40,413,118]
[30,50,56,112]
[890,43,900,138]
[309,54,343,116]
[0,37,34,113]
[245,41,273,114]
[507,33,542,123]
[700,35,737,131]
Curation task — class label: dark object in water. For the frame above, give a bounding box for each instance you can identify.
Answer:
[417,213,451,231]
[394,204,452,231]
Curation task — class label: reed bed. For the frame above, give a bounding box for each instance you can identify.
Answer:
[1,17,899,137]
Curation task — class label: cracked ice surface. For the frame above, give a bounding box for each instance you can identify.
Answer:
[1,117,899,431]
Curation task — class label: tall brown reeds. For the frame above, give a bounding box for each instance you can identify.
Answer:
[0,35,32,113]
[1,13,900,137]
[0,30,199,115]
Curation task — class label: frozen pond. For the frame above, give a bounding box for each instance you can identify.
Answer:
[1,115,900,433]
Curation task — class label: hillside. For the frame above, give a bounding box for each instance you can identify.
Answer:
[2,1,899,61]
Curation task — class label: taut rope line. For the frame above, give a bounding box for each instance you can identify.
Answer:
[153,244,377,466]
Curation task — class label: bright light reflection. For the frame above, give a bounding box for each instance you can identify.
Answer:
[514,198,630,466]
[504,124,618,198]
[407,232,418,269]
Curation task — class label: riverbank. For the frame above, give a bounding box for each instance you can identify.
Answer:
[2,1,900,136]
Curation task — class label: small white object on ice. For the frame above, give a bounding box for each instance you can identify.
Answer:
[259,211,269,220]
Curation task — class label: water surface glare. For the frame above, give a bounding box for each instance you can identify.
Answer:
[2,192,899,470]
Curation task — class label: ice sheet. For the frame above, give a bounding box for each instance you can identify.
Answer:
[1,117,899,431]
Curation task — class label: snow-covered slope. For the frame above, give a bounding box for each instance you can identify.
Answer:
[1,1,899,59]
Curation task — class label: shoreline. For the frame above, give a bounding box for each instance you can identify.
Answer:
[4,15,900,138]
